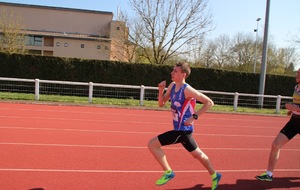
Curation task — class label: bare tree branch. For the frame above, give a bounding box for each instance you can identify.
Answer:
[128,0,213,64]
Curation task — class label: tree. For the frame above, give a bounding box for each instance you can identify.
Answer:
[228,33,254,72]
[278,47,298,75]
[201,40,216,68]
[187,32,299,75]
[0,9,26,54]
[182,35,205,66]
[212,34,231,69]
[128,0,213,64]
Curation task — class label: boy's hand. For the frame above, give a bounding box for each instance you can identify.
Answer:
[285,102,300,112]
[158,80,166,91]
[184,117,195,126]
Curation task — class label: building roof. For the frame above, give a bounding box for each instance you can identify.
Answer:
[0,2,113,16]
[0,1,114,37]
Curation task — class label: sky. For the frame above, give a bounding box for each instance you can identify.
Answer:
[0,0,299,49]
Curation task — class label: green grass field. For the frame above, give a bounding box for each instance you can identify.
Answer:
[0,92,288,116]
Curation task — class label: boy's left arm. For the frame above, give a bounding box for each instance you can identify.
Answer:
[184,86,214,125]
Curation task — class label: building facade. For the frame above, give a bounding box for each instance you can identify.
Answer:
[0,2,130,62]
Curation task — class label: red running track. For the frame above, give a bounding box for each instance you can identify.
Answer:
[0,102,299,190]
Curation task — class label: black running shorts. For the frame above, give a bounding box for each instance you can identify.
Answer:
[280,114,300,140]
[158,130,198,152]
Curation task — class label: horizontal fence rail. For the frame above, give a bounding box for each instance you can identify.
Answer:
[0,77,293,114]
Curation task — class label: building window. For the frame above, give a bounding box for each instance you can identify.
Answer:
[81,44,84,48]
[26,36,42,46]
[28,49,42,55]
[44,37,54,47]
[64,43,68,47]
[56,42,60,47]
[97,45,101,49]
[43,50,53,56]
[116,27,120,30]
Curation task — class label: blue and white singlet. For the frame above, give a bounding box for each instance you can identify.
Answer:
[170,83,196,131]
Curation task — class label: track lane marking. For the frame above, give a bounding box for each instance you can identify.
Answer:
[0,142,299,151]
[0,168,299,173]
[0,126,279,138]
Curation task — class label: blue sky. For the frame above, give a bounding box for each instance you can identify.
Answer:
[0,0,299,48]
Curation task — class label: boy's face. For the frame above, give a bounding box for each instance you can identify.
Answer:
[171,66,186,82]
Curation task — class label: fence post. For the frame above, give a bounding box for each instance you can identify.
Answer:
[276,95,282,114]
[233,92,239,111]
[140,85,145,106]
[89,82,93,103]
[34,79,40,101]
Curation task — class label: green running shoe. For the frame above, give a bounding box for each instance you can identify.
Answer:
[255,172,273,181]
[212,172,222,190]
[155,170,175,186]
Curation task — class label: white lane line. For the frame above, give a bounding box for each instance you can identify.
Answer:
[0,142,299,151]
[0,168,299,173]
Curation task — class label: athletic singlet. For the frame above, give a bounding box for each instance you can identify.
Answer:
[292,85,300,115]
[170,83,196,131]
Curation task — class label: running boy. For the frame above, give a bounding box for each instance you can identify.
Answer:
[256,68,300,181]
[148,62,221,190]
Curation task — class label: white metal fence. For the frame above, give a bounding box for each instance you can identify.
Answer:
[0,77,293,114]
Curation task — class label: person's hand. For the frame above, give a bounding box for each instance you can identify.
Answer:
[285,103,294,110]
[158,80,166,91]
[184,117,194,126]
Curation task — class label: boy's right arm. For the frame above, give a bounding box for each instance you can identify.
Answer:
[158,81,172,107]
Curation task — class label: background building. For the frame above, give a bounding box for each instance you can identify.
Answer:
[0,2,130,61]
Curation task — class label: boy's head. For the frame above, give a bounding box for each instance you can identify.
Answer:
[175,62,191,79]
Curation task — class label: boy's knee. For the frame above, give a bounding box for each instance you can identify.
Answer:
[148,137,160,149]
[271,141,281,150]
[191,149,208,160]
[147,140,153,149]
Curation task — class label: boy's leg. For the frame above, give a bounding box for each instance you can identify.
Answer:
[148,136,172,171]
[267,132,289,173]
[190,148,221,190]
[256,132,290,181]
[148,136,174,185]
[190,148,215,175]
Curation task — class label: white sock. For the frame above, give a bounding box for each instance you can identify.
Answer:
[266,171,273,177]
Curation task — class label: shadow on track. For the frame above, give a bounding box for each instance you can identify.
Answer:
[167,177,300,190]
